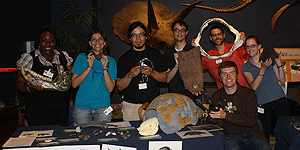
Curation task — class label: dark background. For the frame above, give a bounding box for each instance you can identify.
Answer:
[1,0,299,103]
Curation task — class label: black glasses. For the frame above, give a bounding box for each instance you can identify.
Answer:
[210,33,223,37]
[245,45,257,49]
[172,28,186,33]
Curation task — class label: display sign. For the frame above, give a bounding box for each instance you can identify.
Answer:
[275,48,300,82]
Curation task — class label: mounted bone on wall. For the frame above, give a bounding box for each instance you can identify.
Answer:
[112,0,201,50]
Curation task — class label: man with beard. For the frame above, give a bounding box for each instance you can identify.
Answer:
[116,22,167,121]
[163,20,200,99]
[201,25,250,89]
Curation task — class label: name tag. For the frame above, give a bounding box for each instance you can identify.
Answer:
[43,69,54,79]
[257,107,264,114]
[103,106,113,116]
[138,83,147,90]
[216,58,222,64]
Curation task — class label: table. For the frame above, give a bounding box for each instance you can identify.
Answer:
[4,121,227,150]
[0,104,19,145]
[273,116,300,150]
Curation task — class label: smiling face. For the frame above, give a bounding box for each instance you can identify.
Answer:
[209,28,225,46]
[172,23,188,42]
[245,38,261,57]
[39,31,56,56]
[129,26,147,51]
[219,67,238,89]
[89,33,106,55]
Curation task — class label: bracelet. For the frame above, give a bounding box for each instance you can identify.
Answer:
[104,68,108,71]
[258,73,264,76]
[127,74,132,80]
[174,65,179,68]
[277,65,282,68]
[26,86,32,93]
[88,66,92,69]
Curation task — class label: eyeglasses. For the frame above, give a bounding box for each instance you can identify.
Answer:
[210,33,223,37]
[172,28,187,33]
[130,33,146,38]
[245,45,257,49]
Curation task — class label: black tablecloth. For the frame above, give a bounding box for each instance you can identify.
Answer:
[274,116,300,150]
[6,121,227,150]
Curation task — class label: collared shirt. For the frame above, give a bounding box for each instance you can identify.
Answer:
[202,43,250,89]
[16,49,73,70]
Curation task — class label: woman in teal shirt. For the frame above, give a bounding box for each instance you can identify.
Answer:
[71,29,117,124]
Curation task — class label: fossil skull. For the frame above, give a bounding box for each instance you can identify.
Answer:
[112,0,201,49]
[20,65,71,92]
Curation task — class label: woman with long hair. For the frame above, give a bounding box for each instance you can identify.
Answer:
[71,28,117,124]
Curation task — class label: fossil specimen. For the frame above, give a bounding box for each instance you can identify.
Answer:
[112,0,201,49]
[194,18,244,59]
[182,0,255,12]
[271,0,300,33]
[178,46,204,94]
[260,44,278,65]
[20,65,71,92]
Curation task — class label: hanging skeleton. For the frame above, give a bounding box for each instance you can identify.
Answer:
[181,0,255,12]
[20,65,71,92]
[271,0,300,33]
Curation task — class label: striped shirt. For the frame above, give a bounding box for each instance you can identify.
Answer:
[16,49,73,70]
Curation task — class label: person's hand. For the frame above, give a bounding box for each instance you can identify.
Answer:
[141,66,155,77]
[173,53,179,65]
[128,66,141,78]
[87,53,96,68]
[275,55,282,67]
[192,88,203,96]
[261,58,273,70]
[240,32,246,44]
[240,32,246,43]
[191,39,196,47]
[209,108,226,119]
[101,55,109,69]
[192,91,202,96]
[165,68,170,73]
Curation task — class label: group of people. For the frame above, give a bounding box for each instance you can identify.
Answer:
[16,19,290,150]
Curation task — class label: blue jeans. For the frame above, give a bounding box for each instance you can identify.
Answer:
[226,133,271,150]
[73,107,112,124]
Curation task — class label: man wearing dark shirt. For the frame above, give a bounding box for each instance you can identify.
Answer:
[116,22,167,121]
[163,20,199,99]
[209,61,270,150]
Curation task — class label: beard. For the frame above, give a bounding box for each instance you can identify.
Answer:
[133,43,145,50]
